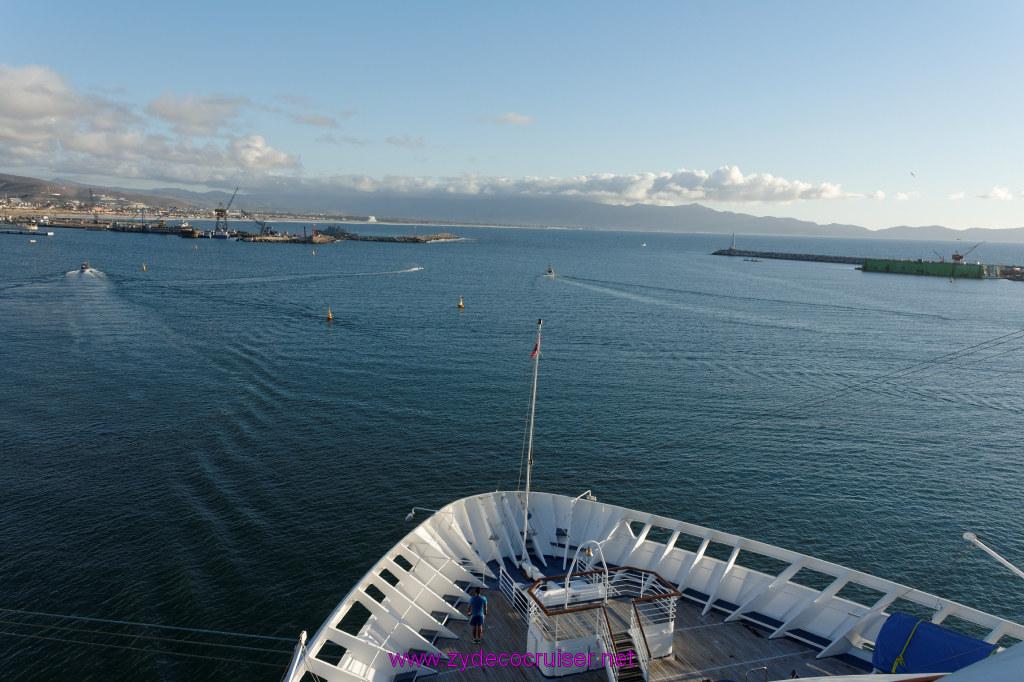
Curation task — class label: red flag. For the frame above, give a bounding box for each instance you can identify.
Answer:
[529,333,541,358]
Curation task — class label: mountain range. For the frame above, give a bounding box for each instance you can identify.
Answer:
[4,172,1024,241]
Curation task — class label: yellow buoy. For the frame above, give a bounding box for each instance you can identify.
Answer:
[312,250,316,256]
[458,295,464,309]
[327,307,333,322]
[142,263,146,271]
[195,244,198,251]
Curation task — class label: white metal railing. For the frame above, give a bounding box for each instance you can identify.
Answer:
[499,564,535,622]
[629,606,651,680]
[596,606,619,682]
[531,604,600,642]
[636,594,676,626]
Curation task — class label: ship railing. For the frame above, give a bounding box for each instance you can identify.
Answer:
[597,606,619,682]
[526,566,680,682]
[527,567,679,621]
[629,604,652,680]
[529,603,618,681]
[603,567,678,603]
[499,564,535,622]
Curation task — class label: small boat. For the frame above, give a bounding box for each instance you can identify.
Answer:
[80,261,90,271]
[283,321,1024,682]
[545,264,555,277]
[641,242,646,247]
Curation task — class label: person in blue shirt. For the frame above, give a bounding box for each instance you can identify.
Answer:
[467,587,488,644]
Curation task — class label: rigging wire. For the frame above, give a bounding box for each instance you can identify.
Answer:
[683,325,1024,454]
[0,607,294,669]
[0,607,292,642]
[0,618,289,655]
[0,629,286,668]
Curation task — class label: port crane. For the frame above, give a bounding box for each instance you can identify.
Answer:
[213,186,239,232]
[240,209,271,235]
[932,242,983,264]
[951,242,984,264]
[88,188,99,223]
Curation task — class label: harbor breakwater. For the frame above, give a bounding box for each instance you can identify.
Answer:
[712,248,864,264]
[713,247,1024,280]
[239,231,458,244]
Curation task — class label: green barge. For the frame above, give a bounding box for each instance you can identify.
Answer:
[860,258,988,278]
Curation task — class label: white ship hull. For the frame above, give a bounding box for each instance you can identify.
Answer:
[284,490,1024,682]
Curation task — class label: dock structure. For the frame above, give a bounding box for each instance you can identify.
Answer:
[1,228,54,236]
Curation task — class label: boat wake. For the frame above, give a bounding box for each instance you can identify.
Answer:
[67,268,105,278]
[180,267,423,286]
[559,274,953,323]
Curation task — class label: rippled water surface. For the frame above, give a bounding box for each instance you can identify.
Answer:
[2,225,1024,679]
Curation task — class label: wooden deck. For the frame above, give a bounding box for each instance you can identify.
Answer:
[648,598,862,681]
[425,589,863,682]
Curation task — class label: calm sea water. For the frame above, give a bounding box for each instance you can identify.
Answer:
[2,224,1024,680]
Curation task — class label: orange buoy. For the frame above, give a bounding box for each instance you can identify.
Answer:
[458,295,464,309]
[327,307,333,322]
[142,263,146,271]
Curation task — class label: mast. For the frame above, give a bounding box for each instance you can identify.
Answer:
[521,318,542,564]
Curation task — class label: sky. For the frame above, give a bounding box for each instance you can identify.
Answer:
[2,0,1024,230]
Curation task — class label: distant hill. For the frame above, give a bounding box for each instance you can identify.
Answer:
[0,172,202,210]
[5,171,1024,240]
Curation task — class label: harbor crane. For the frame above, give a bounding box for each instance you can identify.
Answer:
[88,188,100,223]
[240,209,270,235]
[214,186,239,232]
[951,242,984,264]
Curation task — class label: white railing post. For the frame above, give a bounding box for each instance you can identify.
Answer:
[629,607,651,680]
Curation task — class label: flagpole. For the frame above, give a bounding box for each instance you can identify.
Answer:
[521,318,542,565]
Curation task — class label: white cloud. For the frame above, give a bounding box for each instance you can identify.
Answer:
[262,98,350,128]
[0,64,886,208]
[894,192,918,201]
[146,91,248,136]
[980,186,1014,200]
[477,112,533,126]
[318,133,370,146]
[294,166,880,207]
[948,191,965,200]
[0,63,298,185]
[0,63,80,119]
[0,63,141,165]
[289,112,338,128]
[229,135,299,170]
[386,135,425,148]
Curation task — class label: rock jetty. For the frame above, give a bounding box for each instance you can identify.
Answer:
[240,231,458,244]
[712,248,864,264]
